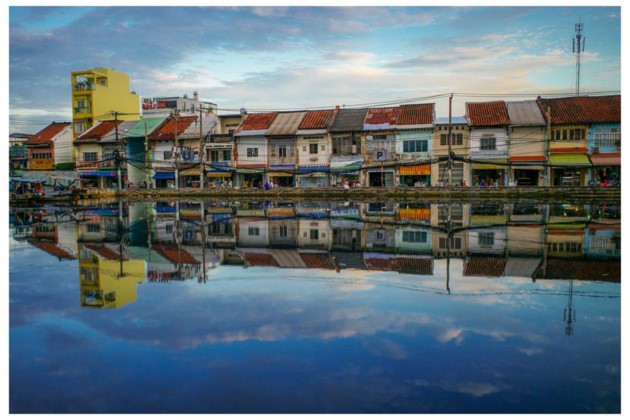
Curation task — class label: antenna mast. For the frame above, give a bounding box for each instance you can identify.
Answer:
[573,20,586,96]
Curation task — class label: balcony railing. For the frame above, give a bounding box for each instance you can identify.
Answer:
[73,82,95,91]
[74,107,92,115]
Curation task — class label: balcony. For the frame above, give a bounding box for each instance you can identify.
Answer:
[74,107,92,116]
[73,81,95,92]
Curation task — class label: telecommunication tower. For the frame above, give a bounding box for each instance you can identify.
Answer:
[573,20,586,96]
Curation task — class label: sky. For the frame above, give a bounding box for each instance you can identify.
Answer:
[5,1,624,135]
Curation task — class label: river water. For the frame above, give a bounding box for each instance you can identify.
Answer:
[9,199,621,413]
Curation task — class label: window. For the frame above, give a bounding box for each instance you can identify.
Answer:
[309,143,318,154]
[480,137,496,150]
[478,232,495,246]
[222,150,232,161]
[310,229,319,240]
[87,224,100,233]
[278,146,287,157]
[248,227,260,236]
[333,135,353,154]
[165,224,173,234]
[84,152,97,162]
[163,151,172,160]
[593,128,620,148]
[403,140,428,153]
[440,133,463,146]
[210,150,219,162]
[74,122,85,133]
[439,236,462,249]
[553,128,585,141]
[402,231,427,243]
[33,152,52,159]
[247,148,258,157]
[279,225,288,237]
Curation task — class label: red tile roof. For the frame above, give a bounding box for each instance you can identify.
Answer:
[537,95,621,124]
[300,253,334,270]
[364,107,401,126]
[153,244,199,264]
[149,116,197,141]
[396,258,433,275]
[299,109,334,129]
[25,122,71,145]
[236,112,278,132]
[244,252,279,267]
[29,240,76,260]
[466,101,510,126]
[397,104,435,126]
[537,258,620,282]
[463,257,507,277]
[76,120,122,141]
[83,244,124,260]
[365,257,399,271]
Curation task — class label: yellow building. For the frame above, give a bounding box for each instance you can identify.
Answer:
[71,68,140,139]
[79,244,146,309]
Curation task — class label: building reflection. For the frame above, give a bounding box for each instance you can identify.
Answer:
[10,199,620,312]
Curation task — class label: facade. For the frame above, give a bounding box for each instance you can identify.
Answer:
[396,104,435,187]
[537,96,593,186]
[466,101,511,186]
[9,133,32,172]
[74,120,133,189]
[506,100,548,186]
[233,112,278,187]
[362,107,401,187]
[123,116,169,187]
[142,91,218,117]
[71,68,140,139]
[296,109,336,188]
[432,116,470,186]
[266,111,306,187]
[204,114,241,185]
[584,96,621,185]
[329,108,368,186]
[25,122,73,170]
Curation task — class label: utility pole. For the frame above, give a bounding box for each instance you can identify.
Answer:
[144,121,151,188]
[546,106,552,187]
[573,20,586,96]
[447,95,454,186]
[113,111,123,193]
[199,108,205,189]
[173,109,180,190]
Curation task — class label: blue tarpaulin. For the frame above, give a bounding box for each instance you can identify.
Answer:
[153,172,175,179]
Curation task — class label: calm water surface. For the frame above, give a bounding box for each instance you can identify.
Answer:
[9,200,621,413]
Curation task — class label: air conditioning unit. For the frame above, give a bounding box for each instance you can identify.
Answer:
[593,147,600,154]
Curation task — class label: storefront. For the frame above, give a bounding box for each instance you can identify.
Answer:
[471,160,508,187]
[79,170,122,189]
[399,164,431,187]
[268,165,295,187]
[235,167,265,188]
[508,162,545,186]
[366,169,395,187]
[589,154,620,186]
[180,167,202,188]
[153,171,175,189]
[206,171,233,188]
[549,154,590,186]
[296,165,329,188]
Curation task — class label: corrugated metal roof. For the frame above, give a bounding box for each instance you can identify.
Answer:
[397,104,434,126]
[330,108,368,132]
[299,109,334,129]
[537,95,621,124]
[148,116,197,141]
[435,116,468,125]
[466,101,510,126]
[179,116,218,139]
[235,112,278,134]
[266,111,307,136]
[364,107,401,130]
[101,120,139,143]
[270,250,307,268]
[124,117,168,138]
[504,257,541,278]
[506,100,546,126]
[76,120,122,141]
[25,122,71,145]
[332,252,368,270]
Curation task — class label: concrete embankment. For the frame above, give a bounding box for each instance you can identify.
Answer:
[75,186,621,203]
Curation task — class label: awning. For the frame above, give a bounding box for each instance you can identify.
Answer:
[206,172,231,177]
[180,168,201,176]
[510,165,545,171]
[297,172,327,177]
[590,154,621,166]
[330,157,363,172]
[268,172,294,177]
[549,154,590,167]
[472,159,508,170]
[236,168,265,174]
[153,172,175,179]
[79,171,117,177]
[399,164,431,176]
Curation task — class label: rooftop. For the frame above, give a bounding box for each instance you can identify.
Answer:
[466,101,510,126]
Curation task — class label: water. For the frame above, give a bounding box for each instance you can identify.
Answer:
[9,200,621,413]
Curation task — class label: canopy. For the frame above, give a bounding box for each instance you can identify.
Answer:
[549,154,590,167]
[153,172,175,179]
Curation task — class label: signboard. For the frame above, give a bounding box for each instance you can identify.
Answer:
[373,149,389,161]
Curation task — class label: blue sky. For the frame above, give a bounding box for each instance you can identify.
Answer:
[6,2,623,134]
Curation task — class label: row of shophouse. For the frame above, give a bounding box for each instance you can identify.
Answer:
[12,200,620,306]
[10,94,621,189]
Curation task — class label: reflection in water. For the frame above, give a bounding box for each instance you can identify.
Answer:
[9,199,621,413]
